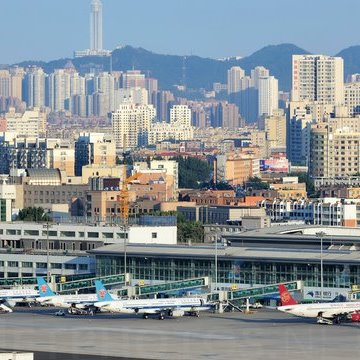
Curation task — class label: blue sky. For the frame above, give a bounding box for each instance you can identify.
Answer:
[1,0,360,64]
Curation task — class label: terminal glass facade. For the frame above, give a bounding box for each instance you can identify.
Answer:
[96,255,360,288]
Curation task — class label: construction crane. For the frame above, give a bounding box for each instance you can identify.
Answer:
[118,167,141,224]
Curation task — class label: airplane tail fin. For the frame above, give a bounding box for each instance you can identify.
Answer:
[36,277,56,297]
[278,284,298,306]
[95,280,113,302]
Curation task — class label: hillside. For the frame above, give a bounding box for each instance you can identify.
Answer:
[16,43,311,91]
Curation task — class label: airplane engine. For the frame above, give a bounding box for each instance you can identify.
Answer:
[351,311,360,322]
[170,309,185,317]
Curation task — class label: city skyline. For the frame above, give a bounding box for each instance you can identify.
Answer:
[2,0,360,64]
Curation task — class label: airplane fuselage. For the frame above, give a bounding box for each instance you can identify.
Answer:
[278,301,360,319]
[96,297,209,315]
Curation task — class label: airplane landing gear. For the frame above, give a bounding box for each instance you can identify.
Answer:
[159,312,165,320]
[143,314,149,319]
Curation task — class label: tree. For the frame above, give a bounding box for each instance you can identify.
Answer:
[177,214,204,243]
[17,207,52,222]
[288,172,317,197]
[172,157,213,189]
[246,177,269,190]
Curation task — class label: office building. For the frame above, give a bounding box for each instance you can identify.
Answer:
[74,133,116,176]
[292,55,344,104]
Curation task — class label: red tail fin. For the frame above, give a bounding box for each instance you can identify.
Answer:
[278,284,298,306]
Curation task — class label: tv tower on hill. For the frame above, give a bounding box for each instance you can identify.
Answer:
[74,0,111,58]
[91,0,103,52]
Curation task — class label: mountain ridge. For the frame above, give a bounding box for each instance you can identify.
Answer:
[14,44,360,91]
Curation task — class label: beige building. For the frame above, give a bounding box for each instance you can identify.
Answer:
[310,114,360,178]
[5,107,46,137]
[48,145,75,177]
[344,82,360,116]
[81,164,126,184]
[263,109,286,156]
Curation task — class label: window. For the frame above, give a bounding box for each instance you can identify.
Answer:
[152,232,157,239]
[8,261,18,267]
[88,232,99,238]
[36,263,47,269]
[22,262,32,268]
[65,264,77,270]
[79,264,88,271]
[51,263,62,269]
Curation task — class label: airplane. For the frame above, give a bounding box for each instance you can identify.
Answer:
[277,284,360,325]
[0,287,39,313]
[94,280,212,320]
[36,277,116,314]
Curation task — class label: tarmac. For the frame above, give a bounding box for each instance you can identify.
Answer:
[0,307,359,359]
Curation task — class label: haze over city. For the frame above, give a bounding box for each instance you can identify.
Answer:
[1,1,360,359]
[2,0,360,63]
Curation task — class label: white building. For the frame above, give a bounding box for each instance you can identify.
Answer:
[149,105,193,145]
[251,66,269,89]
[115,87,149,107]
[227,66,245,94]
[150,160,179,190]
[292,55,344,105]
[258,76,278,117]
[5,107,46,137]
[111,102,156,148]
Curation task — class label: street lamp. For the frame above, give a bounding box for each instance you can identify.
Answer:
[316,231,326,301]
[43,219,52,283]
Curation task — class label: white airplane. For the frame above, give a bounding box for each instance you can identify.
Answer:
[0,287,39,313]
[277,284,360,324]
[94,280,212,319]
[36,277,116,313]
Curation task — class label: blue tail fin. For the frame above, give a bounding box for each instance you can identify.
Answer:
[95,280,113,302]
[36,277,56,297]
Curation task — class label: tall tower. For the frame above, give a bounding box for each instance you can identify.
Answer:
[91,0,103,52]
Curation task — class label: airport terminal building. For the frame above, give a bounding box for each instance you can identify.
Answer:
[91,225,360,300]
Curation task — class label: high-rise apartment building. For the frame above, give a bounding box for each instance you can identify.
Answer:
[227,66,245,94]
[258,76,278,117]
[121,70,146,89]
[292,55,344,104]
[111,103,156,148]
[0,70,11,98]
[286,102,314,166]
[263,109,286,156]
[344,82,360,116]
[310,108,360,178]
[23,67,46,108]
[251,66,269,89]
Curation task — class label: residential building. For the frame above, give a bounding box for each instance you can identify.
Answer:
[111,103,156,148]
[310,113,360,178]
[5,107,46,137]
[227,66,245,94]
[292,55,344,104]
[263,109,286,156]
[258,76,278,117]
